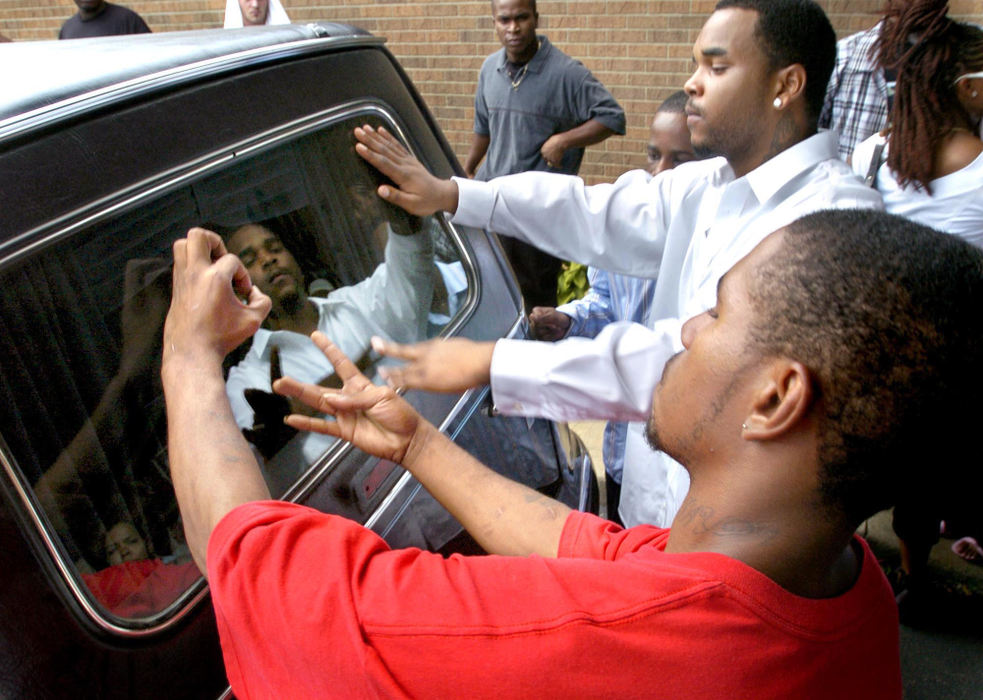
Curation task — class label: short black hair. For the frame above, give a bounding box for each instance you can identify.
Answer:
[714,0,836,129]
[491,0,536,15]
[656,90,689,115]
[746,210,983,526]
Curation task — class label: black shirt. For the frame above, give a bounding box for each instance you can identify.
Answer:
[59,3,151,40]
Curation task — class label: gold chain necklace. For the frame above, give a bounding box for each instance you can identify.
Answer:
[510,65,529,90]
[509,41,539,90]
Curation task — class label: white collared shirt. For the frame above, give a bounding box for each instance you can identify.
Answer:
[453,131,883,526]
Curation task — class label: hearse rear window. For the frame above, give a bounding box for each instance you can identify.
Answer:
[0,111,468,628]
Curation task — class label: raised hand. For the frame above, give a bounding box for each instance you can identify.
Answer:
[369,335,495,392]
[164,227,270,369]
[353,124,460,216]
[273,332,435,466]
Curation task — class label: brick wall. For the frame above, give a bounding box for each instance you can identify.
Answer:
[2,0,980,183]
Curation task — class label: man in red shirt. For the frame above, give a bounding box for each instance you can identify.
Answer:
[162,205,983,698]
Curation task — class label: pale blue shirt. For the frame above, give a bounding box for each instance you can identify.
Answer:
[556,268,657,483]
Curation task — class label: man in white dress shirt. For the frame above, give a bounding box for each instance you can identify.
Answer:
[353,0,883,527]
[223,222,433,494]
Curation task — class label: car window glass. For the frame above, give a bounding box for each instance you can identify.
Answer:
[0,111,467,625]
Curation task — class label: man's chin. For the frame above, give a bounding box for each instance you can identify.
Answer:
[275,290,305,316]
[645,419,663,453]
[645,417,684,464]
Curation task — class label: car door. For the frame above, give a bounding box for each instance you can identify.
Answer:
[0,28,590,698]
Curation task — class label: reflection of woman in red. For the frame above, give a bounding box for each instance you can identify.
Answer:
[105,522,148,565]
[83,521,199,618]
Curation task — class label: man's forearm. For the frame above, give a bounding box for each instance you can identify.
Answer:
[463,133,490,177]
[402,423,571,557]
[490,320,681,422]
[163,359,271,574]
[555,119,616,150]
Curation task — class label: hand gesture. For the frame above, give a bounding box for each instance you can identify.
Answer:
[164,228,271,369]
[368,335,494,392]
[528,307,572,341]
[273,332,432,465]
[353,124,460,216]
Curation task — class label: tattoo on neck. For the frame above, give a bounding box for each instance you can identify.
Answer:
[675,502,778,539]
[765,114,802,162]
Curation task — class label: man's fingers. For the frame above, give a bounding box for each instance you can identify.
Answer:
[284,414,343,437]
[354,141,394,176]
[172,239,188,273]
[376,185,416,211]
[273,376,340,414]
[310,332,368,385]
[377,365,409,389]
[185,227,226,263]
[370,335,422,362]
[355,124,407,159]
[245,284,272,315]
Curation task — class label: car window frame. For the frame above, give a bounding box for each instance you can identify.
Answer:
[0,99,479,638]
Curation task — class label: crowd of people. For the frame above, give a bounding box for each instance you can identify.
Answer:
[152,0,983,696]
[55,0,290,39]
[29,0,983,694]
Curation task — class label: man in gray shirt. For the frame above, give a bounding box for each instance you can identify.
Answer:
[463,0,625,310]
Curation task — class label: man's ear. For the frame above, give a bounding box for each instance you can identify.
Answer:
[742,360,813,440]
[772,64,807,112]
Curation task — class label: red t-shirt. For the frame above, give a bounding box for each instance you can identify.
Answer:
[207,501,901,699]
[83,558,200,617]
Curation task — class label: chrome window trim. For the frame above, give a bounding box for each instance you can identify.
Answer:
[0,98,478,638]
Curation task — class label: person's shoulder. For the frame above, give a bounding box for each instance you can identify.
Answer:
[107,2,151,27]
[59,14,81,35]
[935,131,983,180]
[809,155,884,208]
[541,39,591,75]
[479,48,504,72]
[836,22,881,67]
[839,21,881,48]
[656,157,726,190]
[105,2,136,14]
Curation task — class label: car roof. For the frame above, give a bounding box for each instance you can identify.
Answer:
[0,24,377,131]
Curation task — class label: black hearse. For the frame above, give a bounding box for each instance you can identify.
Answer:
[0,25,596,698]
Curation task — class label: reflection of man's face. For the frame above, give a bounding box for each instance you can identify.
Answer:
[238,0,269,26]
[106,522,148,566]
[228,225,306,317]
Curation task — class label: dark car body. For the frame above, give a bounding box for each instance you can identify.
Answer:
[0,25,596,698]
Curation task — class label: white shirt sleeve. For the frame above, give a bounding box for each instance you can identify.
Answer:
[451,169,677,278]
[490,319,683,422]
[328,226,434,345]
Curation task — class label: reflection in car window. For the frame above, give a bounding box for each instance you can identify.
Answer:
[0,112,467,624]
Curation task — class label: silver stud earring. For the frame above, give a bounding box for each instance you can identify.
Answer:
[742,423,749,431]
[773,97,782,109]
